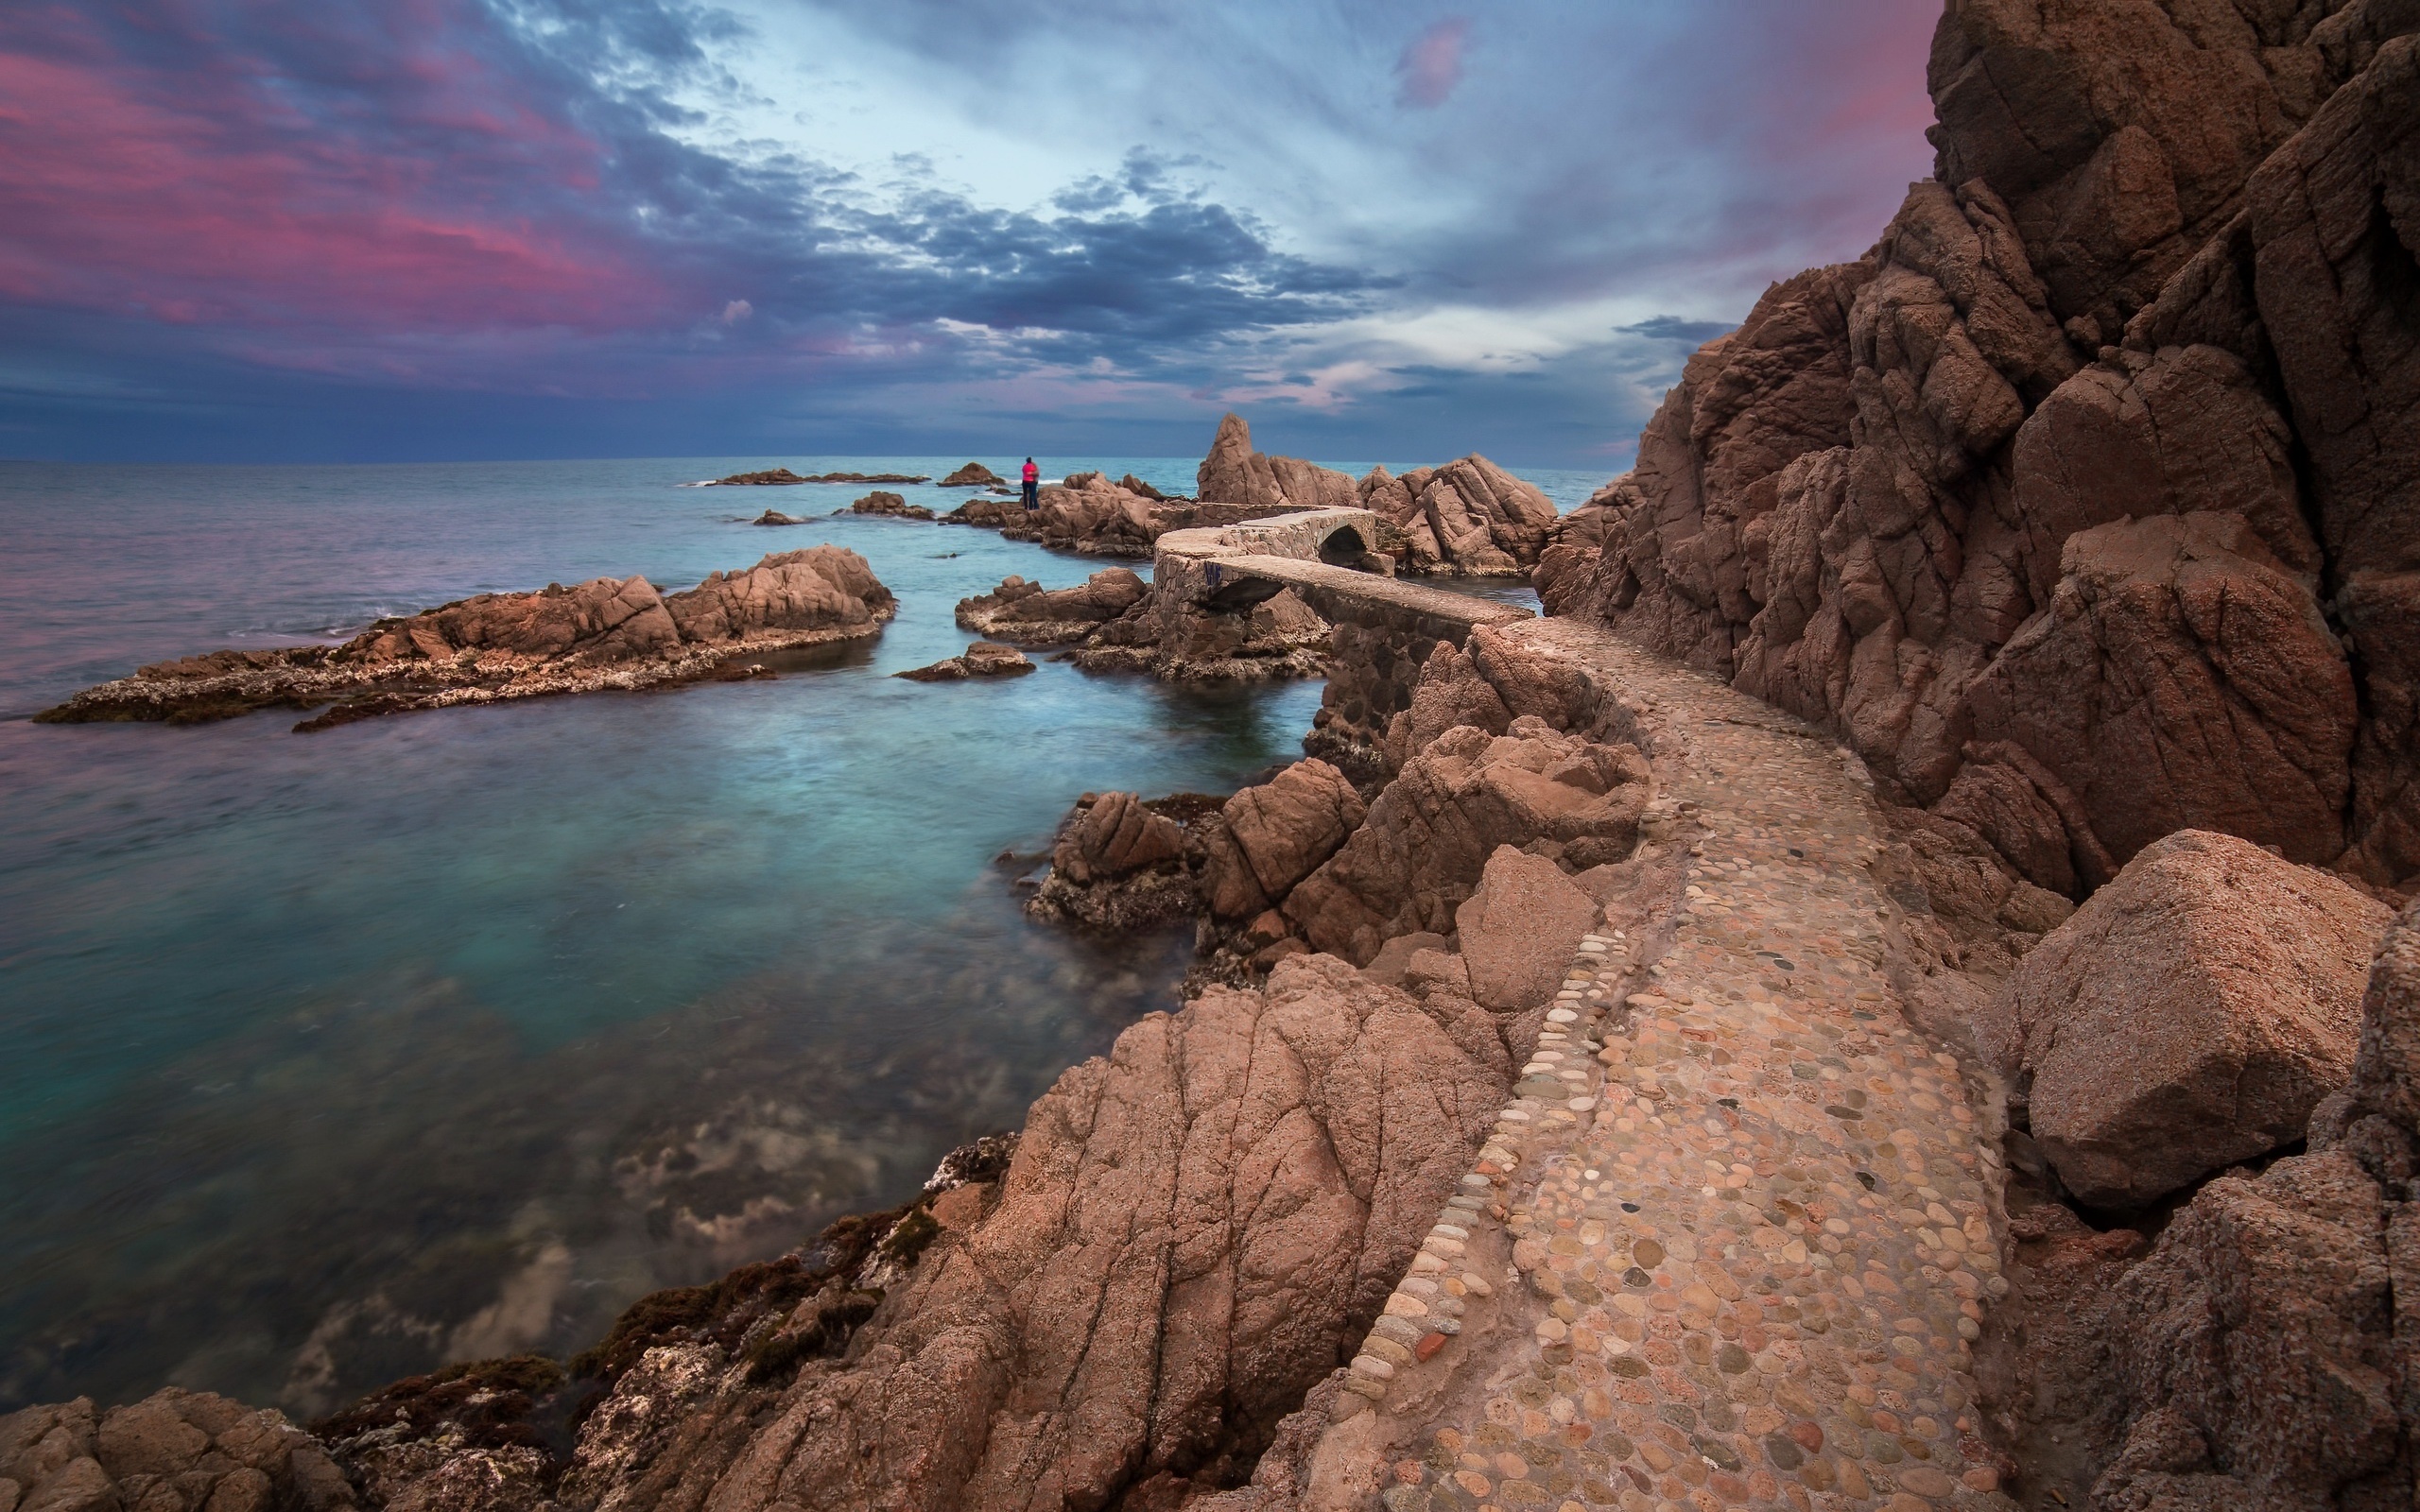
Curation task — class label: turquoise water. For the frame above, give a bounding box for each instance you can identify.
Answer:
[0,455,1594,1415]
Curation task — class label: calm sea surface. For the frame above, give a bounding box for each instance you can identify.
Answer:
[0,455,1598,1414]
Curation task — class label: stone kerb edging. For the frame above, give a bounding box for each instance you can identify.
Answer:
[1343,926,1633,1406]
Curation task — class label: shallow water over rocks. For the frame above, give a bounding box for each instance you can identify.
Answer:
[0,455,1598,1416]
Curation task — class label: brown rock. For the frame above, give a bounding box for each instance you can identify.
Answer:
[1998,829,2392,1207]
[1201,760,1367,919]
[1284,716,1647,965]
[843,490,934,520]
[1968,512,2359,867]
[2104,1149,2399,1507]
[0,1390,354,1512]
[1453,846,1599,1011]
[893,642,1034,682]
[664,547,896,644]
[1196,413,1357,513]
[2350,899,2420,1131]
[654,953,1508,1509]
[957,568,1149,645]
[1052,791,1187,885]
[940,462,1004,487]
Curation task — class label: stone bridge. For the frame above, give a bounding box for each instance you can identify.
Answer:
[1150,507,1534,777]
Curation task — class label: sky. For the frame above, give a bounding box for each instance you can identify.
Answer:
[0,0,1942,469]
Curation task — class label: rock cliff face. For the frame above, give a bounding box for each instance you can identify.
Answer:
[36,548,897,730]
[1547,1,2420,893]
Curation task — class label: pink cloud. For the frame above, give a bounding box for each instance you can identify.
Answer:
[0,5,673,339]
[1395,19,1470,109]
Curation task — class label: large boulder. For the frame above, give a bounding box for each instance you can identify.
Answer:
[0,1389,357,1512]
[345,575,683,665]
[1968,512,2360,868]
[1357,456,1559,576]
[1200,760,1367,919]
[1282,717,1648,965]
[1996,829,2392,1208]
[1453,845,1599,1011]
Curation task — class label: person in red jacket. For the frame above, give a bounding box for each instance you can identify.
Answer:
[1021,457,1040,511]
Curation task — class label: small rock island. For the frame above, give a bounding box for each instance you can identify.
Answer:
[38,547,895,730]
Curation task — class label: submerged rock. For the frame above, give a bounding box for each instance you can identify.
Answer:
[37,547,897,730]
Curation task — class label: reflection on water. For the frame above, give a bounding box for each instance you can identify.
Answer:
[0,454,1597,1414]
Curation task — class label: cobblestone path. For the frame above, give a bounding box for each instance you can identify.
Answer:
[1324,620,2015,1512]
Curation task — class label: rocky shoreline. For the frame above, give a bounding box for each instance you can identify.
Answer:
[11,4,2420,1510]
[33,547,896,731]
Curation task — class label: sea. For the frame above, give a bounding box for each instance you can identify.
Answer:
[0,455,1603,1417]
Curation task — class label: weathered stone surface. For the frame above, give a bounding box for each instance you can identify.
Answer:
[1356,457,1559,577]
[940,462,1004,487]
[1283,716,1647,965]
[1968,511,2359,867]
[2102,1149,2401,1509]
[1451,845,1598,1011]
[0,1390,355,1512]
[1200,760,1367,920]
[841,490,934,520]
[1997,829,2392,1208]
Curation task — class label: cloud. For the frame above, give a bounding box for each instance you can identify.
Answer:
[1618,315,1736,344]
[0,0,1944,467]
[1395,19,1471,110]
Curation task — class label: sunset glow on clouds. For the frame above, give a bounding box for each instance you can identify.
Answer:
[0,0,1941,463]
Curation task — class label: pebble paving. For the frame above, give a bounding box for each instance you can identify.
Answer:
[1346,621,2014,1512]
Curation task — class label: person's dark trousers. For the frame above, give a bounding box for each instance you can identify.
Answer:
[1022,481,1039,510]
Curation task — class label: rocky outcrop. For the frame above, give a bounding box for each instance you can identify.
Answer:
[956,569,1150,645]
[1283,716,1649,965]
[841,490,933,520]
[1548,6,2420,892]
[945,472,1167,558]
[1993,829,2393,1209]
[940,462,1004,487]
[1025,791,1224,934]
[892,642,1033,682]
[38,549,897,730]
[752,508,809,525]
[714,469,928,486]
[315,954,1510,1511]
[1200,760,1368,923]
[1451,845,1599,1012]
[1356,457,1560,576]
[0,1388,359,1512]
[1078,585,1331,685]
[1196,413,1359,516]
